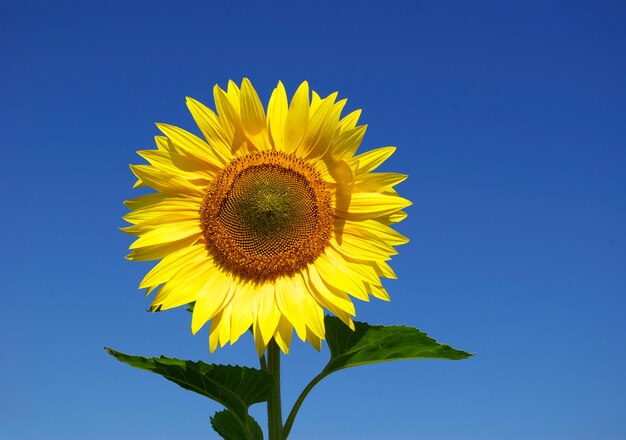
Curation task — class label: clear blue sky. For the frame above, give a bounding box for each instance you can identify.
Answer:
[2,1,625,439]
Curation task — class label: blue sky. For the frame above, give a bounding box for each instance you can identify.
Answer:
[1,1,625,439]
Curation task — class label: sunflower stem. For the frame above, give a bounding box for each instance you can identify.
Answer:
[267,341,283,440]
[259,352,267,371]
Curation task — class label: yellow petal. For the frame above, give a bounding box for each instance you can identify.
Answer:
[122,212,199,233]
[208,311,222,352]
[156,123,223,168]
[217,302,234,347]
[151,257,210,310]
[129,164,203,197]
[128,220,202,249]
[275,275,307,341]
[136,149,214,183]
[332,125,367,161]
[310,90,322,113]
[273,315,293,354]
[139,243,207,289]
[378,210,409,225]
[226,80,241,113]
[282,81,309,154]
[297,92,339,159]
[229,280,257,344]
[124,192,169,210]
[340,219,409,246]
[335,192,412,220]
[185,97,233,163]
[267,81,288,150]
[240,78,270,150]
[253,322,266,357]
[367,282,391,301]
[314,252,370,301]
[324,245,381,285]
[305,264,356,326]
[191,268,234,334]
[372,260,398,279]
[295,271,326,339]
[125,235,199,261]
[305,328,322,351]
[337,109,362,133]
[213,85,249,154]
[323,98,347,152]
[315,157,354,184]
[349,146,396,174]
[154,135,169,151]
[331,225,397,261]
[123,198,201,225]
[256,282,281,347]
[353,172,407,193]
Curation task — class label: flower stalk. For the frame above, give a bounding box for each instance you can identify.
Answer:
[266,341,283,440]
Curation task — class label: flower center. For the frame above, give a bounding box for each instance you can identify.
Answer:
[200,151,334,280]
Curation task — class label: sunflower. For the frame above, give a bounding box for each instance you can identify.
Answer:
[123,79,411,355]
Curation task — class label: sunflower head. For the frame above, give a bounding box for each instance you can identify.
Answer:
[199,150,334,281]
[123,79,411,356]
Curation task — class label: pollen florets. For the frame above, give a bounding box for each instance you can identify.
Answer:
[200,151,334,280]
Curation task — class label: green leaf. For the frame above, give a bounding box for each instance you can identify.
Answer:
[105,348,274,423]
[324,316,473,374]
[282,317,473,438]
[185,302,195,312]
[210,410,263,440]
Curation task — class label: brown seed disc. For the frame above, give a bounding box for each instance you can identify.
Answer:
[200,151,334,281]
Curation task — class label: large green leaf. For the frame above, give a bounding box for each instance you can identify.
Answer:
[282,317,473,437]
[210,410,264,440]
[324,316,473,373]
[105,348,274,423]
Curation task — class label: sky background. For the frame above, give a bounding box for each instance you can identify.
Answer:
[1,1,625,439]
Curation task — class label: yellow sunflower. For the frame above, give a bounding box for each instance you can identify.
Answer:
[123,79,411,355]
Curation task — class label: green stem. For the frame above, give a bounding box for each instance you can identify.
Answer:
[282,370,328,439]
[259,352,267,371]
[267,341,283,440]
